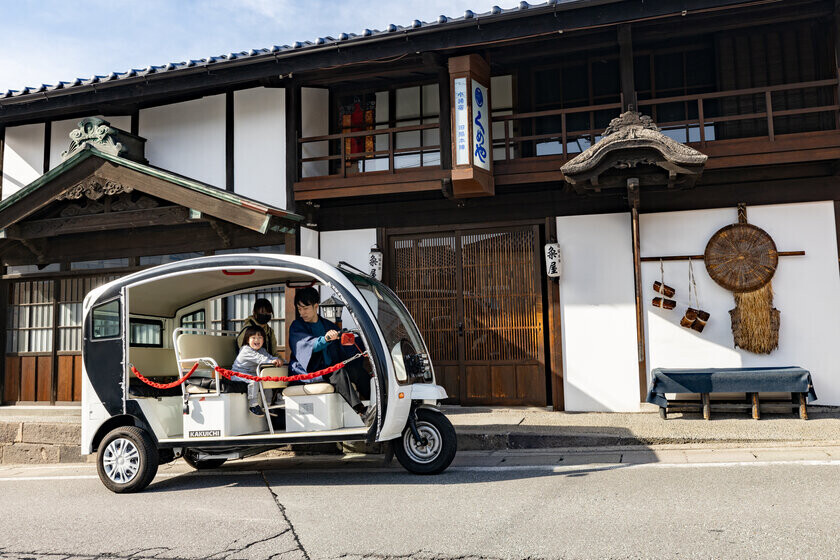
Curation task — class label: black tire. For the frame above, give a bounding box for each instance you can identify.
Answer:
[394,408,457,475]
[96,426,159,494]
[183,451,227,470]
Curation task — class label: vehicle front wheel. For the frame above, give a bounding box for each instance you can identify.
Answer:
[96,426,159,493]
[394,408,457,475]
[183,451,227,470]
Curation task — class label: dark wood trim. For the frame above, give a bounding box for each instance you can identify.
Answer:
[226,91,234,192]
[0,279,7,403]
[0,126,5,200]
[43,121,51,173]
[618,24,636,110]
[130,110,139,136]
[49,278,59,405]
[286,83,301,213]
[544,217,564,411]
[376,227,388,285]
[439,65,453,171]
[627,179,647,402]
[6,206,194,239]
[283,231,297,360]
[834,200,840,276]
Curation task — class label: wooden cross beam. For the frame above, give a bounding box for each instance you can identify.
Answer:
[640,251,805,262]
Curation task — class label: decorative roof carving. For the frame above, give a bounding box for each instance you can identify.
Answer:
[561,110,708,193]
[58,177,134,201]
[61,117,147,163]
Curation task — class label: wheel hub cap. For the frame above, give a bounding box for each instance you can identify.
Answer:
[403,421,442,464]
[103,438,140,484]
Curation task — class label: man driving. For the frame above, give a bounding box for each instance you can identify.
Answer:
[288,287,375,426]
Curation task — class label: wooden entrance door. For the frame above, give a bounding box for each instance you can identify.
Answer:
[389,225,547,406]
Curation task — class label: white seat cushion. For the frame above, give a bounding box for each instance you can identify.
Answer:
[259,366,290,389]
[282,383,335,397]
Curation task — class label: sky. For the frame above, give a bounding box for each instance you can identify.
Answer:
[0,0,518,93]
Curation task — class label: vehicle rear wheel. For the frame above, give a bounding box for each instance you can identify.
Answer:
[183,451,227,470]
[394,408,457,475]
[96,426,159,493]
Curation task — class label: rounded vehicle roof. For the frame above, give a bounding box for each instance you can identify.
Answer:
[87,254,355,317]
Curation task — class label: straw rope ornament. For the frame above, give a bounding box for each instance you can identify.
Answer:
[704,207,780,353]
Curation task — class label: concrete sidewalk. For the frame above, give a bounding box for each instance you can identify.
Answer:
[3,404,840,464]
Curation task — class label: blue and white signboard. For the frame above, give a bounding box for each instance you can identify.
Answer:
[454,78,469,166]
[471,82,490,170]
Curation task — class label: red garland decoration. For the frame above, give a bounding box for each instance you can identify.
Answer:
[131,363,200,389]
[132,353,367,389]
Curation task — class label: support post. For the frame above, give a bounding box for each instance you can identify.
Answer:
[285,83,301,214]
[225,91,234,192]
[628,178,647,401]
[618,24,636,111]
[284,231,297,361]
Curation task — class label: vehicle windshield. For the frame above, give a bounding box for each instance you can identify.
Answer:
[341,269,429,383]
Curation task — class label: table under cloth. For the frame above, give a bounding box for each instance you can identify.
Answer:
[646,366,817,408]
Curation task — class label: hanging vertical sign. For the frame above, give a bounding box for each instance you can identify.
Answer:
[471,82,490,170]
[448,54,494,198]
[454,78,469,166]
[544,243,562,278]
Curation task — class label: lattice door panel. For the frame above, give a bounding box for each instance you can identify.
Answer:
[389,225,547,406]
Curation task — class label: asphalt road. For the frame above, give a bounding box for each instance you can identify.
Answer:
[2,447,840,560]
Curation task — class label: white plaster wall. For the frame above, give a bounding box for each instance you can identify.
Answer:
[557,213,640,411]
[319,228,375,270]
[139,95,225,187]
[233,87,286,208]
[49,116,131,170]
[301,87,329,178]
[641,201,840,405]
[300,226,319,258]
[2,124,44,199]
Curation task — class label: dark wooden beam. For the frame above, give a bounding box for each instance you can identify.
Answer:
[4,206,192,239]
[130,109,139,136]
[286,83,301,213]
[0,222,287,265]
[42,121,51,174]
[0,126,5,200]
[618,24,636,111]
[438,64,452,170]
[544,217,564,411]
[225,91,234,192]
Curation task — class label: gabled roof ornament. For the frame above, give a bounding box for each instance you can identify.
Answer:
[61,117,147,164]
[561,110,707,194]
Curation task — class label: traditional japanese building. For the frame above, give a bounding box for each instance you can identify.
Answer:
[1,0,839,411]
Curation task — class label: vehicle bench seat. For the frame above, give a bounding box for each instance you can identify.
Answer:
[128,347,181,398]
[282,383,334,396]
[176,333,250,394]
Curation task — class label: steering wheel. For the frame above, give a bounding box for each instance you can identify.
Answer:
[400,338,424,376]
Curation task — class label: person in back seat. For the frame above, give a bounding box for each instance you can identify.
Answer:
[236,298,279,356]
[288,287,375,426]
[231,325,284,416]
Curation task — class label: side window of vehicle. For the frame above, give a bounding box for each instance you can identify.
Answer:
[130,318,163,347]
[91,300,121,340]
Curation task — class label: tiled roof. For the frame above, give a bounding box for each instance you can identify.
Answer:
[0,1,587,102]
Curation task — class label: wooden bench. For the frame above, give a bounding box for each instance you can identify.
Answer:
[647,367,816,420]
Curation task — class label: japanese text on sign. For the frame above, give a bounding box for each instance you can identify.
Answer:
[471,82,490,170]
[454,78,469,165]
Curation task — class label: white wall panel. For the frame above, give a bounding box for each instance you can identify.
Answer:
[557,213,640,412]
[319,229,375,270]
[300,227,319,258]
[301,88,329,178]
[233,87,286,208]
[139,95,225,187]
[641,201,840,405]
[49,115,130,170]
[2,124,44,199]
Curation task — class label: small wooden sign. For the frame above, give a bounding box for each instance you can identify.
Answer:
[544,243,561,278]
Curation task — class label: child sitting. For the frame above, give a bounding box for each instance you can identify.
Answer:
[231,325,284,416]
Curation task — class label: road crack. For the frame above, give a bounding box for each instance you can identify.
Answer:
[261,471,311,560]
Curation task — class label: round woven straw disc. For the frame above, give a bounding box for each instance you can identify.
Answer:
[704,223,778,293]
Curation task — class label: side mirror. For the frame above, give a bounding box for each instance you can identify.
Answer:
[340,332,356,346]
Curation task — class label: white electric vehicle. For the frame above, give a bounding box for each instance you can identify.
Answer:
[81,254,456,493]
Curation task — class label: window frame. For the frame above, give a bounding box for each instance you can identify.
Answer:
[90,298,122,342]
[129,317,164,348]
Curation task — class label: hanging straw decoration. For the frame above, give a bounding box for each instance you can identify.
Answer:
[730,284,780,353]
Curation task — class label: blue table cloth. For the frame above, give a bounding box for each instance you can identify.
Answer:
[646,367,817,408]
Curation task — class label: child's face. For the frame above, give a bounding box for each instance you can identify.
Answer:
[248,333,264,351]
